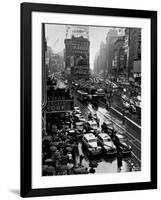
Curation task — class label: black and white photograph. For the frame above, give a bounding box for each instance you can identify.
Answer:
[20,2,157,197]
[42,24,142,176]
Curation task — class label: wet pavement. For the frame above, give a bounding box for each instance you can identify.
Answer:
[75,142,133,173]
[74,93,141,173]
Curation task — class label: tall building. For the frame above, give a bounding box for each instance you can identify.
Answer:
[64,26,90,80]
[106,29,118,76]
[125,28,141,79]
[111,36,126,79]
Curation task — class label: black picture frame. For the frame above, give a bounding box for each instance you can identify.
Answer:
[21,2,157,197]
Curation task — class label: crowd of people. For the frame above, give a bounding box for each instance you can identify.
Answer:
[42,112,99,176]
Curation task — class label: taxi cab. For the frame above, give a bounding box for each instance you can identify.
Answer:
[82,133,102,156]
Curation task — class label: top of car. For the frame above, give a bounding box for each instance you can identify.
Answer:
[83,133,96,140]
[87,120,97,125]
[75,121,84,126]
[115,133,126,141]
[98,133,111,140]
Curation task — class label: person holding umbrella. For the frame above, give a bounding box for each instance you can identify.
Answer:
[117,147,123,172]
[79,154,84,166]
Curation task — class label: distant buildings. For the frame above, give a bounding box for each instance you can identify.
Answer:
[106,29,118,76]
[125,28,141,80]
[45,47,64,76]
[94,42,107,76]
[111,36,126,80]
[94,27,141,83]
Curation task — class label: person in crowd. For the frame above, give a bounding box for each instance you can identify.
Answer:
[79,154,84,166]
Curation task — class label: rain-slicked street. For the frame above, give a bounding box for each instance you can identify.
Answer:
[42,24,142,176]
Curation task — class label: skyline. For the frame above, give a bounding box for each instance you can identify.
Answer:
[45,24,112,69]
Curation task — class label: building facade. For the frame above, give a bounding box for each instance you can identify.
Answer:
[125,28,141,79]
[111,36,126,80]
[64,26,90,80]
[106,29,118,77]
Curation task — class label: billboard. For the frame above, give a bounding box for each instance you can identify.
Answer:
[46,100,73,112]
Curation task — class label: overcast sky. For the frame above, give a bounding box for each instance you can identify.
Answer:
[45,24,111,69]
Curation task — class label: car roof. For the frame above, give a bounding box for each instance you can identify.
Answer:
[75,121,84,125]
[116,133,124,139]
[83,133,96,140]
[98,133,111,139]
[88,120,97,125]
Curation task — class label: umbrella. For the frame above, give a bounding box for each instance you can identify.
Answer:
[66,147,73,152]
[60,165,67,171]
[67,163,74,170]
[49,146,57,152]
[44,135,53,142]
[42,165,48,171]
[44,158,53,164]
[80,168,89,174]
[89,161,98,168]
[70,143,77,149]
[46,166,55,173]
[65,143,72,147]
[51,141,59,146]
[73,167,82,174]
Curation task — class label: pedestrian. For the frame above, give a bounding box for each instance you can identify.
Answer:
[89,167,96,174]
[129,163,134,172]
[79,154,84,166]
[117,149,123,171]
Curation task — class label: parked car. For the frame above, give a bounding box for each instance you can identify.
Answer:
[97,133,117,156]
[110,133,132,155]
[82,133,102,155]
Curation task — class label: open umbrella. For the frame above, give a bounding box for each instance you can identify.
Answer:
[51,141,59,146]
[73,167,82,174]
[60,165,67,171]
[42,165,48,172]
[89,161,98,168]
[65,142,72,147]
[66,147,73,152]
[44,135,53,142]
[49,146,57,152]
[44,158,53,164]
[46,166,56,174]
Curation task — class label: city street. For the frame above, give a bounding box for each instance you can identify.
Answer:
[42,24,142,176]
[74,91,141,172]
